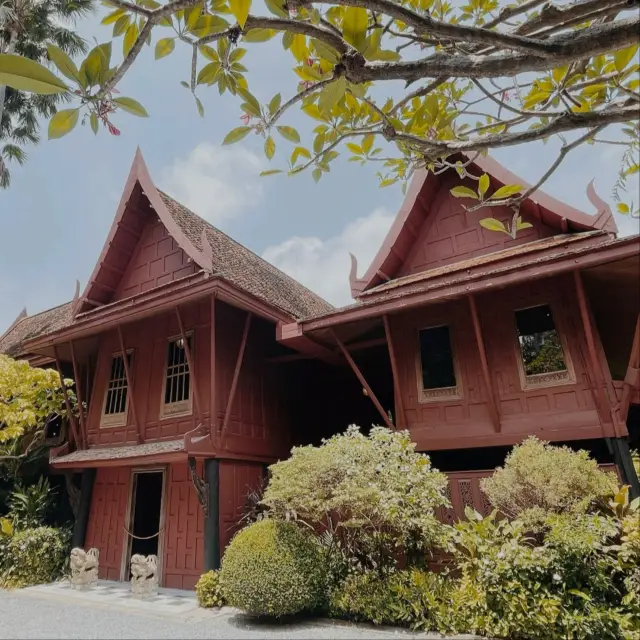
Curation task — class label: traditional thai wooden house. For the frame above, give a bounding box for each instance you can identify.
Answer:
[1,150,638,589]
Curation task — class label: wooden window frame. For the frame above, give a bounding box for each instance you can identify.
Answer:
[513,302,576,391]
[100,350,133,428]
[415,323,463,404]
[159,332,193,420]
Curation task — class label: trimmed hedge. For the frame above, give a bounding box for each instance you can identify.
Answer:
[196,570,225,608]
[220,519,324,617]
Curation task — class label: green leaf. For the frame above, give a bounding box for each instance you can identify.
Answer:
[199,45,219,62]
[101,8,126,24]
[450,186,478,199]
[617,202,630,214]
[268,93,281,116]
[46,45,81,85]
[312,167,322,183]
[479,218,509,234]
[113,96,149,117]
[260,169,283,176]
[346,143,362,154]
[478,173,490,198]
[0,54,68,95]
[223,126,252,144]
[229,0,251,27]
[264,135,276,160]
[123,23,139,57]
[195,96,204,117]
[516,217,533,231]
[362,134,374,154]
[264,0,287,17]
[277,126,300,143]
[113,15,130,37]
[290,34,308,62]
[190,15,229,38]
[197,62,220,85]
[318,75,346,115]
[490,184,523,200]
[291,146,311,163]
[313,132,325,153]
[48,109,79,139]
[311,39,339,64]
[238,87,261,116]
[243,28,276,42]
[230,48,246,62]
[342,6,368,52]
[89,112,99,134]
[615,45,638,73]
[155,38,175,60]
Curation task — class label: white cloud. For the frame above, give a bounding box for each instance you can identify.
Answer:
[263,208,394,306]
[160,143,264,226]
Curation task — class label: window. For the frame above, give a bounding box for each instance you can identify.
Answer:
[101,353,131,427]
[417,325,459,400]
[515,304,571,387]
[161,335,192,417]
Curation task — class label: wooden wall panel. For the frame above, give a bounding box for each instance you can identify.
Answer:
[114,219,197,302]
[399,173,557,277]
[85,468,130,581]
[219,460,264,553]
[163,462,204,590]
[391,274,608,450]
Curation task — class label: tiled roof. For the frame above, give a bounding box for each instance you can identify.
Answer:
[159,191,333,320]
[51,439,184,465]
[0,302,74,357]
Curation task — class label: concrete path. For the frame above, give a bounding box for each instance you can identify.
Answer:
[0,580,479,639]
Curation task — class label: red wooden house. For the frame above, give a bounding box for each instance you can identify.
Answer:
[1,149,638,589]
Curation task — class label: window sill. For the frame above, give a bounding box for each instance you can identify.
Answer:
[522,370,574,390]
[418,386,462,404]
[100,414,128,428]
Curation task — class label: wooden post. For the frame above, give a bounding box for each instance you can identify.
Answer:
[210,294,217,443]
[116,325,143,445]
[620,313,640,424]
[203,458,220,570]
[382,315,403,429]
[574,270,618,435]
[331,330,395,431]
[175,306,202,424]
[469,296,501,433]
[53,346,81,448]
[71,469,96,549]
[69,341,87,450]
[222,313,252,433]
[607,437,640,500]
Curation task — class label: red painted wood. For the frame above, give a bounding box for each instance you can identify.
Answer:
[85,468,130,581]
[163,462,204,590]
[219,461,264,553]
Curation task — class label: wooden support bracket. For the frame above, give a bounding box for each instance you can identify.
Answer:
[116,325,143,444]
[382,315,404,429]
[331,329,395,430]
[222,312,252,433]
[188,456,209,516]
[53,346,81,449]
[69,341,87,449]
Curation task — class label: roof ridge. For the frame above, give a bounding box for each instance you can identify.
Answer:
[157,189,334,311]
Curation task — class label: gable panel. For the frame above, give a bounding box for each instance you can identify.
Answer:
[113,217,197,302]
[399,173,558,278]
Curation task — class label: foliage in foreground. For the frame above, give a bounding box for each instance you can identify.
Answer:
[481,436,619,528]
[196,570,225,608]
[220,519,325,617]
[262,426,448,572]
[1,0,638,216]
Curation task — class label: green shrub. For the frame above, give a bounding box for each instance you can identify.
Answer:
[262,426,448,572]
[2,526,69,588]
[220,519,324,617]
[195,570,225,608]
[8,477,55,530]
[481,437,618,527]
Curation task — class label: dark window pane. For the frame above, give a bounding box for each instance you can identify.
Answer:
[515,305,567,376]
[104,353,131,416]
[164,337,191,405]
[419,325,456,390]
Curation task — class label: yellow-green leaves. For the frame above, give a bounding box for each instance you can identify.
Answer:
[90,112,99,135]
[155,38,176,60]
[123,23,139,57]
[0,54,68,95]
[478,173,490,198]
[479,218,508,234]
[0,517,13,537]
[48,109,79,139]
[268,93,281,116]
[190,15,230,38]
[113,97,149,117]
[277,126,300,143]
[229,0,251,27]
[243,28,276,43]
[318,76,346,115]
[223,126,252,144]
[515,216,532,232]
[450,185,478,199]
[615,45,638,73]
[490,184,523,200]
[47,45,81,85]
[342,7,368,52]
[80,43,112,88]
[265,135,276,159]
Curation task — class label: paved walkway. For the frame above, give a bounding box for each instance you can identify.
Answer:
[0,580,479,639]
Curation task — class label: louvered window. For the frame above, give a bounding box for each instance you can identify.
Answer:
[161,335,192,417]
[101,353,131,427]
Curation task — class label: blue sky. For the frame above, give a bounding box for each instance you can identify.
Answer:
[0,12,638,331]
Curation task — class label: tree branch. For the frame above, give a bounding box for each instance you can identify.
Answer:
[270,77,336,126]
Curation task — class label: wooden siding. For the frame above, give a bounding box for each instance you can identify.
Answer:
[399,173,557,277]
[85,467,129,581]
[219,460,264,552]
[114,218,197,302]
[390,274,613,450]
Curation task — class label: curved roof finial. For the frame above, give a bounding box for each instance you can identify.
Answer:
[200,228,215,274]
[586,179,617,235]
[349,252,366,299]
[71,279,81,317]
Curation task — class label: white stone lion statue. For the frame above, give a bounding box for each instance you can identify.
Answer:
[130,554,158,597]
[69,547,99,589]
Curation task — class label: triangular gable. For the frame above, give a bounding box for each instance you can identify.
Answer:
[350,153,617,297]
[77,150,213,315]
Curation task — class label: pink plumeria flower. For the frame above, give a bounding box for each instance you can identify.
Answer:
[240,113,251,125]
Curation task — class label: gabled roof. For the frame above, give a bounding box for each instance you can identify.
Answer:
[351,153,618,296]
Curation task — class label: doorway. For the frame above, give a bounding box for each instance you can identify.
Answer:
[123,469,165,581]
